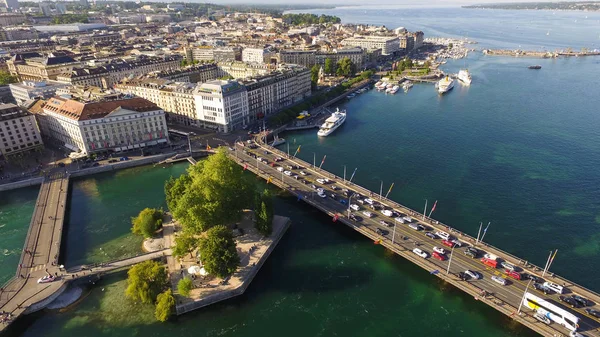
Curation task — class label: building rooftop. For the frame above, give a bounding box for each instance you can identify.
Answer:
[42,96,160,121]
[0,103,30,121]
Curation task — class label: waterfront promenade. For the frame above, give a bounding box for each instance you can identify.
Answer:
[0,175,69,331]
[229,142,600,337]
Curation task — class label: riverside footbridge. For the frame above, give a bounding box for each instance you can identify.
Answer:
[228,140,600,337]
[0,173,167,333]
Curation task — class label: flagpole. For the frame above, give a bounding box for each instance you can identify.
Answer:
[343,165,346,182]
[319,155,326,170]
[547,249,558,272]
[287,142,289,156]
[422,199,427,221]
[392,220,397,245]
[349,168,357,183]
[475,222,482,245]
[428,200,437,218]
[480,222,491,243]
[313,152,316,168]
[541,250,552,277]
[385,182,394,199]
[379,180,383,200]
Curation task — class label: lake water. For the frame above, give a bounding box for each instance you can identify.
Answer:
[2,6,599,337]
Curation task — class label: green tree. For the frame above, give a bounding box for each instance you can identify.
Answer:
[324,58,334,75]
[310,64,320,87]
[335,57,355,77]
[255,189,273,236]
[154,289,175,322]
[0,70,18,86]
[177,277,193,297]
[448,43,454,49]
[168,148,254,234]
[125,260,168,304]
[198,225,240,278]
[131,208,163,238]
[165,174,192,212]
[172,232,197,259]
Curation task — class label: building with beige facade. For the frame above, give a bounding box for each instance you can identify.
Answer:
[341,36,400,55]
[279,50,316,67]
[0,103,43,158]
[29,96,168,154]
[7,53,81,81]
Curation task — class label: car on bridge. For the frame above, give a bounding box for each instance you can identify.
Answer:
[300,171,308,176]
[504,270,522,280]
[433,247,446,255]
[432,251,446,261]
[409,223,425,231]
[362,211,373,218]
[491,275,507,286]
[350,204,360,211]
[533,283,553,294]
[559,296,582,308]
[571,294,592,307]
[425,232,437,239]
[412,248,428,258]
[500,261,517,272]
[284,171,293,176]
[317,191,326,198]
[381,209,394,217]
[585,308,600,318]
[465,270,481,280]
[441,240,456,248]
[464,247,479,258]
[37,275,57,284]
[349,214,363,222]
[379,220,392,227]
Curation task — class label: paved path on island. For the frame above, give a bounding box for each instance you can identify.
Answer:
[228,143,600,337]
[0,175,69,332]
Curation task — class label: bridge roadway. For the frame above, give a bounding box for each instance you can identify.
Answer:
[229,142,600,337]
[0,174,68,332]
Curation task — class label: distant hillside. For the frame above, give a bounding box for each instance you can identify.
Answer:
[463,1,600,11]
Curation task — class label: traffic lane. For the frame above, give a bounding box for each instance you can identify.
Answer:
[237,150,592,334]
[239,148,600,334]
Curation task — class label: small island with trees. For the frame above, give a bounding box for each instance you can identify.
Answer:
[126,148,290,321]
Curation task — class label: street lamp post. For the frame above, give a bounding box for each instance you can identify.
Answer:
[347,193,356,219]
[379,180,383,200]
[343,165,346,182]
[446,246,455,275]
[392,219,397,245]
[313,152,316,168]
[517,279,533,314]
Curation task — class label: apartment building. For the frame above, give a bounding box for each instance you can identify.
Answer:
[315,47,366,69]
[217,61,272,80]
[114,78,197,126]
[7,53,81,81]
[0,103,43,158]
[156,63,219,83]
[242,66,311,121]
[242,47,275,64]
[9,80,68,105]
[29,96,168,154]
[56,55,182,89]
[193,80,249,132]
[341,36,400,55]
[279,50,316,67]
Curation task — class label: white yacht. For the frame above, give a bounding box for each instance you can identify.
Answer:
[270,136,285,146]
[402,81,413,91]
[387,85,399,94]
[457,69,472,85]
[317,108,347,137]
[437,76,455,94]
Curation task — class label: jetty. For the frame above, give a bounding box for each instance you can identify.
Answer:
[228,141,600,337]
[483,49,600,58]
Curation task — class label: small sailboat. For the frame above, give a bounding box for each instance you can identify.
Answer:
[546,30,550,36]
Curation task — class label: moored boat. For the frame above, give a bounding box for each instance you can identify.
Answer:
[437,76,455,94]
[317,108,347,137]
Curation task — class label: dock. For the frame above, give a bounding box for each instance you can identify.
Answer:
[228,142,600,337]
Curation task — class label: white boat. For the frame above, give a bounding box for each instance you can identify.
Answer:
[457,69,472,85]
[270,136,285,146]
[387,85,399,94]
[402,81,413,91]
[437,76,455,94]
[376,82,388,90]
[375,81,382,87]
[317,108,347,137]
[386,83,394,89]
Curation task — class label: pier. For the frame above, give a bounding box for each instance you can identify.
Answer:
[0,175,69,331]
[229,141,600,337]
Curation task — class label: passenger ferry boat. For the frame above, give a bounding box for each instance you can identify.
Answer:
[436,76,455,94]
[457,69,472,85]
[317,108,347,137]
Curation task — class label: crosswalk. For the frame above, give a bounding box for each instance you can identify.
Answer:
[29,264,47,272]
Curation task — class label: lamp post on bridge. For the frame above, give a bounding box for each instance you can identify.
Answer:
[446,246,455,275]
[347,193,356,220]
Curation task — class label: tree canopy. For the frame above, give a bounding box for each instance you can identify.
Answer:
[50,14,89,24]
[199,225,240,278]
[165,148,254,234]
[310,64,320,87]
[335,57,356,77]
[255,189,274,236]
[172,232,197,259]
[283,13,340,25]
[0,70,18,86]
[324,58,334,75]
[154,289,175,322]
[177,277,193,297]
[131,208,163,238]
[125,260,168,304]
